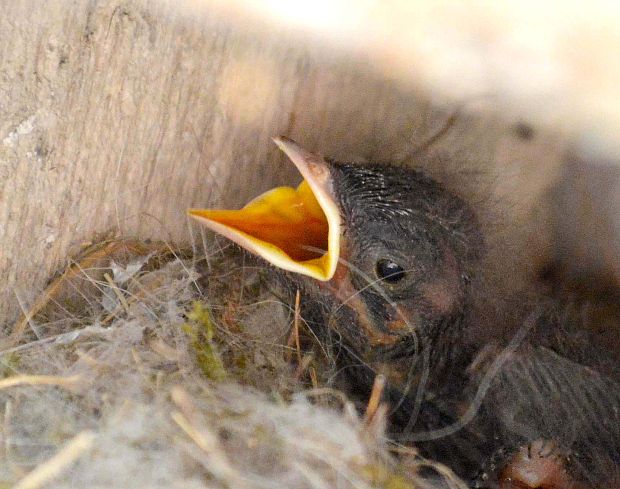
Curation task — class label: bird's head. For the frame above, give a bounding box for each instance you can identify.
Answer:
[189,138,485,380]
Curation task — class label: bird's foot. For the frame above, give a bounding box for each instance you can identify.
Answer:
[498,439,582,489]
[473,439,586,489]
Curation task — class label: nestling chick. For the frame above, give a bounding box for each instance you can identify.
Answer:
[189,138,620,488]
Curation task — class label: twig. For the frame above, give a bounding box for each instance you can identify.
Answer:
[294,354,314,380]
[0,374,81,390]
[171,387,249,489]
[300,387,350,408]
[5,239,171,348]
[13,431,96,489]
[309,366,318,389]
[286,289,303,364]
[294,289,302,364]
[149,338,179,361]
[171,411,213,453]
[6,240,122,347]
[364,374,386,423]
[103,272,130,313]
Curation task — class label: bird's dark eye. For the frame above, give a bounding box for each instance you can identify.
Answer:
[376,259,406,283]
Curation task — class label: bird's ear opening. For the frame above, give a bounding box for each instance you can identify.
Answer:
[188,137,341,281]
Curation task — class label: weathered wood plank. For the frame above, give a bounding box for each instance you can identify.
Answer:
[0,0,566,328]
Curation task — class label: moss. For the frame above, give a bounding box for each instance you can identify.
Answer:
[183,302,227,381]
[363,463,417,489]
[0,352,21,378]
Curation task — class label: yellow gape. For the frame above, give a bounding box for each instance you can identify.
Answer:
[188,137,341,281]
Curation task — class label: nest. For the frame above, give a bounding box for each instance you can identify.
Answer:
[0,239,465,489]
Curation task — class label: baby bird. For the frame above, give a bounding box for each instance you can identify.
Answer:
[189,138,620,488]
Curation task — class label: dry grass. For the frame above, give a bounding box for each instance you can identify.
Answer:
[0,238,464,488]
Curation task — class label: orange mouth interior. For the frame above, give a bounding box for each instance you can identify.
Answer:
[188,180,337,280]
[191,181,328,261]
[189,137,340,281]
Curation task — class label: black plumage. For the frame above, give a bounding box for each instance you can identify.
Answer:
[192,139,620,488]
[278,158,620,487]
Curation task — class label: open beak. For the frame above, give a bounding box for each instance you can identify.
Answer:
[188,137,341,281]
